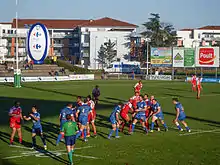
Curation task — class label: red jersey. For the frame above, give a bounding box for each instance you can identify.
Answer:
[197,78,202,88]
[9,106,22,123]
[134,82,143,92]
[88,100,95,112]
[121,102,132,115]
[131,96,140,108]
[191,76,196,85]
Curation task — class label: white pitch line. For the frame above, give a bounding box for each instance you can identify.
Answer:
[74,154,100,159]
[179,129,220,136]
[9,145,33,150]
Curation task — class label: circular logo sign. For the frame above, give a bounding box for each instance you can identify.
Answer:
[27,23,50,64]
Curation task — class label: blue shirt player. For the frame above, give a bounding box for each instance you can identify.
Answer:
[75,99,92,142]
[172,98,191,132]
[150,99,168,132]
[108,102,123,139]
[130,95,149,134]
[23,105,47,150]
[56,103,74,145]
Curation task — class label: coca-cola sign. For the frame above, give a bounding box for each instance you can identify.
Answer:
[196,47,219,67]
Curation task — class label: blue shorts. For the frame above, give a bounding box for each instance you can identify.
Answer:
[65,135,76,146]
[135,114,146,122]
[154,113,164,120]
[32,126,43,134]
[178,114,186,121]
[60,120,67,131]
[109,117,117,124]
[79,116,88,126]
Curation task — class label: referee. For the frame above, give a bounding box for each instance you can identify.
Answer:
[61,114,78,165]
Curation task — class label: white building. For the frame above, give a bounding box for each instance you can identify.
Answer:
[177,26,220,48]
[0,17,137,69]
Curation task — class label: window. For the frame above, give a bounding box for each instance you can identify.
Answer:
[2,29,5,33]
[198,34,201,39]
[8,30,10,34]
[74,43,79,47]
[11,30,13,34]
[73,33,79,38]
[84,34,90,43]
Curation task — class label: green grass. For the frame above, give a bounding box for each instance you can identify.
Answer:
[0,80,220,165]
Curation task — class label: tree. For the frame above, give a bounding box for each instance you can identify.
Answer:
[96,45,107,69]
[104,39,117,65]
[141,13,176,47]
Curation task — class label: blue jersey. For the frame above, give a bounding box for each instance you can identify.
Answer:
[175,102,185,117]
[137,101,147,116]
[78,104,92,118]
[30,112,41,129]
[152,102,163,114]
[110,105,121,119]
[60,107,73,122]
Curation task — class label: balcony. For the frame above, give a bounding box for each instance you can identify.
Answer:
[2,33,27,38]
[52,34,73,39]
[53,43,64,47]
[82,42,89,47]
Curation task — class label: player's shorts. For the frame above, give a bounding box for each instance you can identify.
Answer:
[79,116,88,126]
[60,120,67,131]
[120,112,128,121]
[10,121,21,129]
[64,135,76,146]
[178,114,186,121]
[32,126,43,134]
[88,111,96,123]
[145,109,151,118]
[109,117,117,124]
[153,113,164,120]
[135,114,146,122]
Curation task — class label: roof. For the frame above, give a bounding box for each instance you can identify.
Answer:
[198,26,220,30]
[179,28,193,31]
[81,17,137,27]
[11,17,136,29]
[0,22,12,25]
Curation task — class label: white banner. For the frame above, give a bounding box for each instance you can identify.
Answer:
[0,75,95,83]
[195,47,219,67]
[173,48,184,67]
[146,75,172,81]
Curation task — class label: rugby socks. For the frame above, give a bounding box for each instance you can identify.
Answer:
[108,129,114,138]
[19,138,22,144]
[56,134,62,145]
[121,122,125,132]
[32,136,36,147]
[76,131,82,139]
[83,129,87,140]
[185,126,190,131]
[131,123,136,132]
[175,122,182,130]
[68,151,73,164]
[151,122,155,130]
[40,135,46,146]
[115,128,119,137]
[143,126,148,133]
[10,139,13,144]
[163,123,168,129]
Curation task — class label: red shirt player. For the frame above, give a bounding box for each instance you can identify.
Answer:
[144,94,152,129]
[191,75,197,92]
[120,100,133,132]
[87,95,97,137]
[134,80,143,95]
[196,77,202,99]
[131,92,140,110]
[9,101,23,145]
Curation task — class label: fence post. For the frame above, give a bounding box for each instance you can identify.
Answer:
[172,67,174,80]
[200,67,203,77]
[215,67,218,79]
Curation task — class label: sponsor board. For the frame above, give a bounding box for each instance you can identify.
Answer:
[173,48,184,67]
[146,75,172,81]
[186,77,220,83]
[151,47,172,67]
[27,23,50,64]
[195,47,219,67]
[0,75,94,83]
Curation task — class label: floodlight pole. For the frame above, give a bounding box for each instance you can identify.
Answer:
[16,0,18,73]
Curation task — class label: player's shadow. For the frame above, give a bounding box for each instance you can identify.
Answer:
[104,97,126,102]
[163,111,220,125]
[163,87,190,92]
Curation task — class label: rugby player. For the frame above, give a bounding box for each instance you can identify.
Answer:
[108,102,123,139]
[172,98,191,132]
[23,105,47,150]
[134,80,143,95]
[9,101,23,145]
[120,99,133,133]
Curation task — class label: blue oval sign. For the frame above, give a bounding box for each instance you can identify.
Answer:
[27,23,50,64]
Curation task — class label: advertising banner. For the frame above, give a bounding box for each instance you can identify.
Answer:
[173,48,184,67]
[184,48,195,67]
[146,75,172,81]
[27,23,50,64]
[151,47,172,67]
[195,47,219,67]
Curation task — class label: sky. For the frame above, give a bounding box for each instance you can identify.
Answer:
[0,0,220,29]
